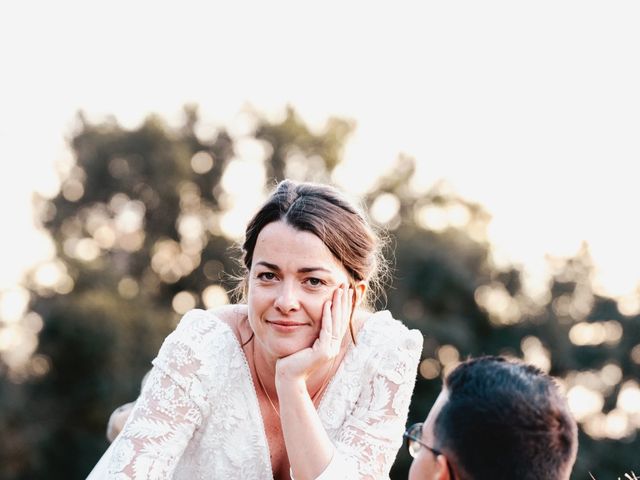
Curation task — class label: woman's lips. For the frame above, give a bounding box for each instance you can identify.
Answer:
[267,320,307,331]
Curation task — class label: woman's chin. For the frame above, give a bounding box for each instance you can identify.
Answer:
[268,339,315,359]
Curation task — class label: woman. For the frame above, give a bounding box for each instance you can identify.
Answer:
[89,180,423,479]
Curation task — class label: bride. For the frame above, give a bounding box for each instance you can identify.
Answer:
[88,180,423,479]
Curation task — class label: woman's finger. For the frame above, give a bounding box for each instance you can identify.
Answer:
[320,299,333,344]
[330,287,343,341]
[343,287,353,339]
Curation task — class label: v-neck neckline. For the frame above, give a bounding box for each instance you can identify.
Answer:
[213,310,384,479]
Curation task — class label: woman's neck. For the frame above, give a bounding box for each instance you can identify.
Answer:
[242,307,370,400]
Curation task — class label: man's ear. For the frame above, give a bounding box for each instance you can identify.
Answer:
[434,455,452,480]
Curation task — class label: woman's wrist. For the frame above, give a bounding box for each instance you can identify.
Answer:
[275,365,308,393]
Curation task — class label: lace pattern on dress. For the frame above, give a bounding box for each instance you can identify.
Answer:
[101,309,422,480]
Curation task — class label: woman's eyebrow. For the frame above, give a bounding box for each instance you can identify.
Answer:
[298,267,332,274]
[255,261,280,271]
[255,261,332,274]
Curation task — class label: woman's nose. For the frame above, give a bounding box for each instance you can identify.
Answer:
[274,283,300,313]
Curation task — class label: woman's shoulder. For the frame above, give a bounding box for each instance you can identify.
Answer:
[357,309,423,353]
[155,306,249,374]
[206,304,248,326]
[206,304,250,344]
[170,305,247,344]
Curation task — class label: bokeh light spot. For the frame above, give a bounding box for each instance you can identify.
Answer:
[118,277,139,299]
[437,344,460,375]
[172,291,197,314]
[475,283,521,325]
[569,321,623,346]
[0,287,30,323]
[617,292,640,316]
[62,179,84,202]
[370,193,400,225]
[567,385,604,422]
[617,380,640,415]
[521,336,551,373]
[419,358,441,380]
[190,151,214,174]
[202,285,229,309]
[630,344,640,364]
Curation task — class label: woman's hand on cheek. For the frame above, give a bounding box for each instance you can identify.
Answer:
[275,286,353,386]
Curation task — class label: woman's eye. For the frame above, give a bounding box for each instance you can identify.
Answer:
[257,272,277,281]
[306,277,324,287]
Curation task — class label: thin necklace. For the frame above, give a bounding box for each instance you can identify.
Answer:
[253,348,337,419]
[254,359,281,418]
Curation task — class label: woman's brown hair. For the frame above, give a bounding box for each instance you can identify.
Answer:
[237,180,387,342]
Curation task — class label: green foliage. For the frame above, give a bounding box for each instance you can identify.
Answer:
[1,106,638,479]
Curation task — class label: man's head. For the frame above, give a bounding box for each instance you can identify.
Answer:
[407,356,578,480]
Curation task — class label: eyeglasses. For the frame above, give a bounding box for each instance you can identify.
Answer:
[403,422,442,458]
[403,423,456,480]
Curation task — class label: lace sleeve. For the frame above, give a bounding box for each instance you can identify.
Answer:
[105,310,214,479]
[323,327,423,480]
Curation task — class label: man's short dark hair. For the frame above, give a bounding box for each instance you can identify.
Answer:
[434,356,577,480]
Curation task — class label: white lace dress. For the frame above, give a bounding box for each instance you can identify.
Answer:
[87,308,423,479]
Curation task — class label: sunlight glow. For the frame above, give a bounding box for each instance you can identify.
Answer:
[0,287,30,323]
[1,1,639,306]
[415,205,448,232]
[235,137,271,164]
[0,325,20,352]
[221,158,265,195]
[219,157,265,239]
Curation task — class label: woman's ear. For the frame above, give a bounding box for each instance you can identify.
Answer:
[353,281,367,307]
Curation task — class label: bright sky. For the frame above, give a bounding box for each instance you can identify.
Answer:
[1,1,639,302]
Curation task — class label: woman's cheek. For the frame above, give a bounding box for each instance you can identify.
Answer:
[307,291,330,324]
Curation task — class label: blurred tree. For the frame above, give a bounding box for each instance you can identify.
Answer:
[0,106,637,479]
